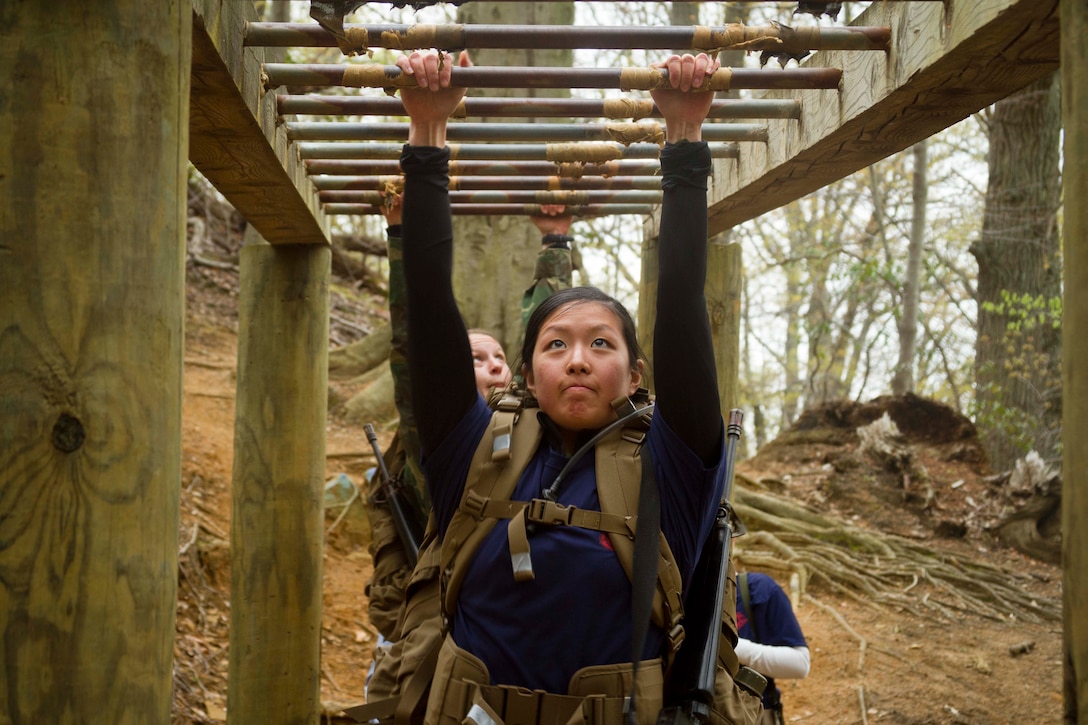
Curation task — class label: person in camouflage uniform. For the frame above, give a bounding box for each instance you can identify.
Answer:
[362,198,575,707]
[520,204,576,333]
[363,192,427,644]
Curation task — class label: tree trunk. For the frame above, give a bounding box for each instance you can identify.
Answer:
[970,73,1062,471]
[804,253,850,405]
[670,2,699,35]
[892,141,928,395]
[0,2,189,721]
[782,228,804,428]
[451,2,574,357]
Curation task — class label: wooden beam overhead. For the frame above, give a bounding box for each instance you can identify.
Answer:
[189,1,329,245]
[707,0,1061,235]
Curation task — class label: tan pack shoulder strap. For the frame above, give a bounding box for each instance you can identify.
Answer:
[594,424,686,659]
[440,396,542,617]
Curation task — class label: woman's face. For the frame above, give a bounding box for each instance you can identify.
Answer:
[469,332,511,398]
[524,301,643,445]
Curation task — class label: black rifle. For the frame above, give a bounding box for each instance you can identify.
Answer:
[657,410,766,724]
[364,423,423,566]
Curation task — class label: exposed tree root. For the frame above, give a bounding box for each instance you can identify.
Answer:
[803,593,868,672]
[731,481,1060,624]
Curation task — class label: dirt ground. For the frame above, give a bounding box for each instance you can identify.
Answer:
[173,236,1064,724]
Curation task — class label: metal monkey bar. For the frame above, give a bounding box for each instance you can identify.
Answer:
[246,22,890,54]
[263,62,843,92]
[297,141,741,161]
[284,121,769,143]
[244,12,887,217]
[277,95,801,120]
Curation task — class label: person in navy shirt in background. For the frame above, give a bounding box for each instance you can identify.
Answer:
[736,571,811,725]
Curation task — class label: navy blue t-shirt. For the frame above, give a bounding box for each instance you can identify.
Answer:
[425,395,726,693]
[736,572,807,706]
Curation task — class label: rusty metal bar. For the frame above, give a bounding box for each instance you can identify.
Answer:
[324,203,657,217]
[298,141,740,161]
[246,22,890,54]
[263,63,842,92]
[305,159,666,177]
[320,189,663,204]
[311,175,663,191]
[286,121,768,143]
[277,94,801,120]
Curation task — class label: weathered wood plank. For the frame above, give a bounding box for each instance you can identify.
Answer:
[1062,0,1088,718]
[190,0,329,245]
[0,2,189,721]
[707,0,1060,235]
[228,244,330,723]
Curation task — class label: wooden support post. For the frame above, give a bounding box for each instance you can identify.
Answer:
[707,241,742,413]
[0,2,190,721]
[637,230,659,390]
[1062,0,1088,718]
[228,244,331,724]
[639,234,739,418]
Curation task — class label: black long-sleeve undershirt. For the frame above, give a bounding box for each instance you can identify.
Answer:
[654,140,723,464]
[400,145,478,455]
[400,141,722,465]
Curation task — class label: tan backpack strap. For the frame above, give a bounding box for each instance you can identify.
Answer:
[505,497,643,583]
[595,425,686,659]
[525,498,638,537]
[440,405,543,616]
[394,639,442,725]
[506,505,535,582]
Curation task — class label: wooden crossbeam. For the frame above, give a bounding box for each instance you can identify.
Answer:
[707,0,1061,233]
[189,1,329,245]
